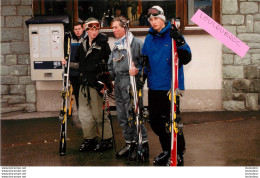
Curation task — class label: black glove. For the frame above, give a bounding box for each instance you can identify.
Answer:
[170,25,185,47]
[96,72,113,93]
[177,48,192,66]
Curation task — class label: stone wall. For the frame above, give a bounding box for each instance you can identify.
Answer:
[222,0,260,111]
[1,0,36,113]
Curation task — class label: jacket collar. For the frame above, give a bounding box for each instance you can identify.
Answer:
[148,21,171,36]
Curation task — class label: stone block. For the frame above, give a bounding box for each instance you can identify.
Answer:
[19,76,32,84]
[3,95,26,104]
[232,79,253,92]
[1,85,9,95]
[223,100,245,111]
[248,43,260,48]
[240,2,259,14]
[18,54,30,64]
[6,55,17,65]
[254,22,260,33]
[1,0,10,5]
[1,16,5,28]
[222,0,238,14]
[6,16,23,27]
[255,14,260,20]
[1,65,9,76]
[223,80,233,100]
[237,34,260,43]
[246,15,254,33]
[246,93,258,111]
[10,85,26,94]
[223,54,234,64]
[26,85,36,102]
[252,54,260,65]
[17,6,32,16]
[10,65,28,76]
[254,79,260,92]
[222,15,244,25]
[223,66,244,79]
[11,42,30,53]
[1,43,11,55]
[237,26,247,33]
[16,103,36,112]
[232,93,246,101]
[21,0,32,5]
[1,6,16,16]
[1,28,24,42]
[23,16,31,41]
[224,26,237,36]
[244,66,258,79]
[1,55,5,64]
[9,0,20,5]
[222,45,235,54]
[1,76,18,84]
[248,49,260,54]
[234,54,251,65]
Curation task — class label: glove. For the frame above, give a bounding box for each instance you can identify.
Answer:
[177,48,192,66]
[170,25,185,47]
[96,72,113,93]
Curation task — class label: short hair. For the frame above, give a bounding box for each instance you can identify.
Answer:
[112,16,127,28]
[73,21,83,28]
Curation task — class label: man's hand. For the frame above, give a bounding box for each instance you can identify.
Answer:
[61,59,67,65]
[129,62,139,76]
[170,25,185,47]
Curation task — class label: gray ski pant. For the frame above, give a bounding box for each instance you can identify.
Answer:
[114,75,148,143]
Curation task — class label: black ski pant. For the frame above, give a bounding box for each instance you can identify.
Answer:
[148,90,171,152]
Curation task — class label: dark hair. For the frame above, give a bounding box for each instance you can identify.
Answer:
[112,16,127,28]
[73,21,83,28]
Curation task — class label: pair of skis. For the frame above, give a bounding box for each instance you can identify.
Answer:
[169,18,184,166]
[59,32,72,156]
[124,21,145,162]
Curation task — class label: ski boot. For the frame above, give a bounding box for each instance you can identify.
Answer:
[129,141,149,161]
[153,151,170,166]
[79,138,97,152]
[94,138,113,151]
[116,142,135,158]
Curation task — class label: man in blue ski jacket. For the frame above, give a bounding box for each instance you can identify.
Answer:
[141,5,192,166]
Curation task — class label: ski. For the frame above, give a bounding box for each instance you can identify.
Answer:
[59,31,72,156]
[124,21,144,162]
[170,18,181,166]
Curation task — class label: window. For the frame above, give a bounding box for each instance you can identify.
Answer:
[33,0,220,34]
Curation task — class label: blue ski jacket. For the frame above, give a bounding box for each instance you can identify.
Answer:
[142,21,191,90]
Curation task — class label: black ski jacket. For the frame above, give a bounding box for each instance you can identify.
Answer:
[75,33,111,88]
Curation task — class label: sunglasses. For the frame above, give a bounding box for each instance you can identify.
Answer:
[86,22,100,29]
[148,8,163,18]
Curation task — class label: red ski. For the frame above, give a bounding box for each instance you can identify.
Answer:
[170,18,180,166]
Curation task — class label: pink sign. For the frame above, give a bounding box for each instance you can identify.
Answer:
[191,9,249,58]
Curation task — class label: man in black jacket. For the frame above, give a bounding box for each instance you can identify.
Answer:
[74,18,113,152]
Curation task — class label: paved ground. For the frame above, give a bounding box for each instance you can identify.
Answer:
[1,111,260,166]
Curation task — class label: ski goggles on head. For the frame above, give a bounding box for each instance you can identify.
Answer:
[86,22,100,29]
[148,8,164,18]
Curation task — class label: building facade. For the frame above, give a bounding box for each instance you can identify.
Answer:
[1,0,259,115]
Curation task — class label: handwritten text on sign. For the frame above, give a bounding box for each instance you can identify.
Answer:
[191,9,249,58]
